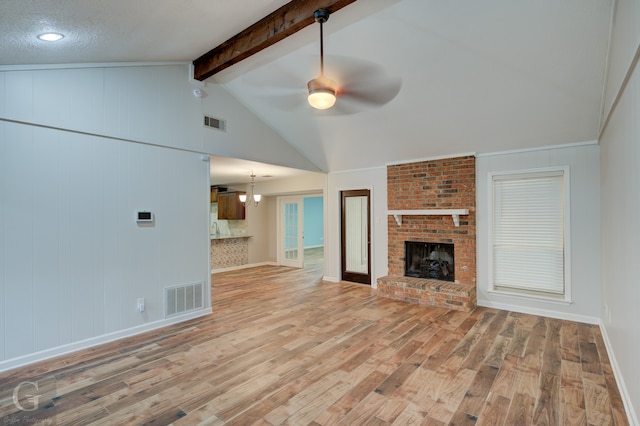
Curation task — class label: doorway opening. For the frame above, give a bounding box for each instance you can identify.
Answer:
[277,194,324,271]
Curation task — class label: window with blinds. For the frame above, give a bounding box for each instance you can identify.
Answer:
[490,168,569,299]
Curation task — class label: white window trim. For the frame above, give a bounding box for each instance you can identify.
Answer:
[487,166,572,303]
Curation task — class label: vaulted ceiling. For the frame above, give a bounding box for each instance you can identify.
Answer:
[0,0,614,179]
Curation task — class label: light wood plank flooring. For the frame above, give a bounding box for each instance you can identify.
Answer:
[0,258,628,425]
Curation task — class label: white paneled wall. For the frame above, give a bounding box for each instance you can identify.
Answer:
[476,143,601,322]
[0,64,319,172]
[0,120,210,365]
[0,62,325,369]
[600,69,640,422]
[2,66,201,152]
[325,168,387,285]
[0,64,317,170]
[599,0,640,418]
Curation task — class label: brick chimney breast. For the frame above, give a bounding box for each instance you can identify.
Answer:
[380,156,476,311]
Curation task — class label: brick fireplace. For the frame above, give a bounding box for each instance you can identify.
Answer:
[377,155,477,312]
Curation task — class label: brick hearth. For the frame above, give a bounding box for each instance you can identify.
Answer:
[377,276,476,311]
[378,156,476,312]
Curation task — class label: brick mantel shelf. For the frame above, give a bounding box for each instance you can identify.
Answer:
[388,209,469,227]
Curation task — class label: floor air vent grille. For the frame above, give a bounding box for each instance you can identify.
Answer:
[164,282,205,318]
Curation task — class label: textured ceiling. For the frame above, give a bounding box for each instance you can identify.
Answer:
[208,155,315,186]
[0,0,291,65]
[0,0,614,178]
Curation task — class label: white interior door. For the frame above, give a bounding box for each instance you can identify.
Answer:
[278,196,304,268]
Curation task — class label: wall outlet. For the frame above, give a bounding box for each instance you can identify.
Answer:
[137,298,145,313]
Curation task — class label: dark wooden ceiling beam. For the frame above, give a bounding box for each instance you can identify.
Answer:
[192,0,357,81]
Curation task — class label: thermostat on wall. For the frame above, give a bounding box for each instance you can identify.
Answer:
[136,210,153,223]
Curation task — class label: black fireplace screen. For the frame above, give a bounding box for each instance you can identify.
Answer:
[405,241,455,282]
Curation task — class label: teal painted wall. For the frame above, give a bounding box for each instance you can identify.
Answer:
[304,196,324,248]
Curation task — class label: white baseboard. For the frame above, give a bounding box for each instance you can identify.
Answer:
[599,323,639,426]
[0,308,212,373]
[477,300,600,325]
[211,261,277,274]
[322,276,340,283]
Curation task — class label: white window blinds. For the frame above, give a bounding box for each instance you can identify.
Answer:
[492,171,565,294]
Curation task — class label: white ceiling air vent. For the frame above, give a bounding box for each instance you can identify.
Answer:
[203,115,226,132]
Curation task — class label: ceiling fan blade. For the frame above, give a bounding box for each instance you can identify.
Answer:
[256,93,306,111]
[242,63,307,90]
[340,77,402,106]
[325,56,386,85]
[318,55,403,112]
[313,98,361,116]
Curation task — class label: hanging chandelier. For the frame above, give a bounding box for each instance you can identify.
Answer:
[239,172,261,207]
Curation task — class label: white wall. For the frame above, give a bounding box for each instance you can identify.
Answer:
[0,121,210,368]
[600,70,640,423]
[476,143,602,323]
[246,196,272,264]
[0,64,320,173]
[326,167,388,285]
[266,197,279,262]
[599,0,640,421]
[0,63,319,370]
[600,0,640,118]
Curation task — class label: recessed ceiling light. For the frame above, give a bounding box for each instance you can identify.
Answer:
[37,32,64,42]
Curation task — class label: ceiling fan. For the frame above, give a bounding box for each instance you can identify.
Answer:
[246,9,401,115]
[305,8,401,112]
[307,9,337,109]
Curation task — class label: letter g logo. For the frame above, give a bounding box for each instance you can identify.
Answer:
[12,381,40,411]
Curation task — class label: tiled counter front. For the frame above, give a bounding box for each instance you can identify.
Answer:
[210,236,250,269]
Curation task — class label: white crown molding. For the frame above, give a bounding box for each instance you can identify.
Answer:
[385,152,477,167]
[476,141,598,158]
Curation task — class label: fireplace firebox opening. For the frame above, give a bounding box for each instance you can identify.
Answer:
[405,241,455,282]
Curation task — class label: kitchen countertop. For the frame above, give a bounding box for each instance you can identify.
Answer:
[210,234,252,240]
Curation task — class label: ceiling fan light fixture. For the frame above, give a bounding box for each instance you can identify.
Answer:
[307,77,336,110]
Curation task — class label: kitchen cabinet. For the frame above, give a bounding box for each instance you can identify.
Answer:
[210,186,227,203]
[218,191,246,220]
